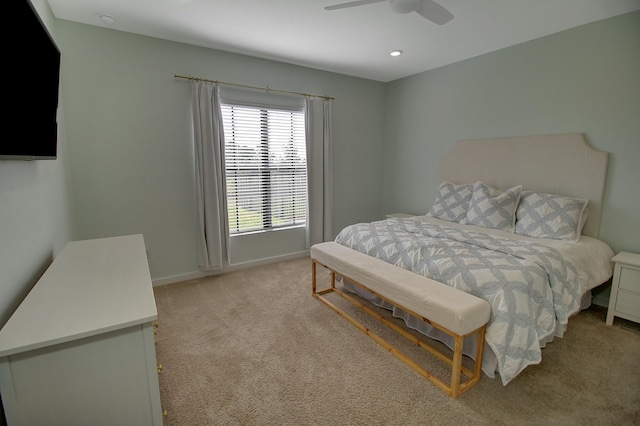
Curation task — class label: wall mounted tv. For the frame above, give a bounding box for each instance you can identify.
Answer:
[1,0,61,160]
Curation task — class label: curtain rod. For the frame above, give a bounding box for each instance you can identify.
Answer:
[174,74,334,101]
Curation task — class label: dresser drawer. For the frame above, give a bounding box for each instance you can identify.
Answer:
[619,267,640,293]
[615,290,640,319]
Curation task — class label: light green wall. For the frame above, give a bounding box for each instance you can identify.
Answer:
[55,21,386,282]
[0,0,74,326]
[383,11,640,254]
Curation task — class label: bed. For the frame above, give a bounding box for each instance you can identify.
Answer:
[334,133,615,385]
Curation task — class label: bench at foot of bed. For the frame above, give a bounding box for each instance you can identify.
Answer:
[310,241,491,398]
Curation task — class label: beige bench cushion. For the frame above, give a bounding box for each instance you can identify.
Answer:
[310,242,491,336]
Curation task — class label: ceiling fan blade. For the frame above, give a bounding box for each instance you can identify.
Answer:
[325,0,386,11]
[415,0,454,25]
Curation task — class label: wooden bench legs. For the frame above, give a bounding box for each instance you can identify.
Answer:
[312,259,487,398]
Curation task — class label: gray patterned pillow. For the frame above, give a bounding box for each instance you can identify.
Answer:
[426,182,474,223]
[461,182,522,232]
[515,191,588,242]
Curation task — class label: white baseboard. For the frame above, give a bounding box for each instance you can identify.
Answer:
[152,270,213,287]
[591,282,612,308]
[592,293,610,308]
[152,250,310,287]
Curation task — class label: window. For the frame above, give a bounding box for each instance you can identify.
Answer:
[221,103,307,235]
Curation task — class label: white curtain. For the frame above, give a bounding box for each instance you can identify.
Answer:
[305,98,333,247]
[192,81,227,271]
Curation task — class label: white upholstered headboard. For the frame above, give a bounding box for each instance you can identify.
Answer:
[441,133,608,238]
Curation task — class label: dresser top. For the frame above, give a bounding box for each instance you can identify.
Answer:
[612,251,640,268]
[0,234,157,357]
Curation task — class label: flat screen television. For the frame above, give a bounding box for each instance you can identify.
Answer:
[1,0,61,160]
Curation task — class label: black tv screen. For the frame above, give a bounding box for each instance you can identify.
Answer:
[1,0,60,160]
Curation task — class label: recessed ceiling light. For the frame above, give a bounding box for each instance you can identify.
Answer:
[99,14,115,25]
[390,50,403,57]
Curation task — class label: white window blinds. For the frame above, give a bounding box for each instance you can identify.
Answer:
[221,103,307,234]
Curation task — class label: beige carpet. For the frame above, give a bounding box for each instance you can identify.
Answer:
[153,256,640,426]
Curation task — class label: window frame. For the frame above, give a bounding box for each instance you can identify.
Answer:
[220,100,308,236]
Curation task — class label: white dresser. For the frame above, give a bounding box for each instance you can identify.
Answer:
[0,234,164,425]
[606,251,640,326]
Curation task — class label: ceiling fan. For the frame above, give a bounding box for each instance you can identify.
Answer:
[325,0,454,25]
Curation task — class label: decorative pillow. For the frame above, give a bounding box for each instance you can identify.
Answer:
[515,191,588,242]
[461,182,522,232]
[426,182,474,223]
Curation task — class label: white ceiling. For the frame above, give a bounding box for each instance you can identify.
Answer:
[46,0,640,82]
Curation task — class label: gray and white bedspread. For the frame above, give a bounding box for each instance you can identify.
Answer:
[334,217,612,385]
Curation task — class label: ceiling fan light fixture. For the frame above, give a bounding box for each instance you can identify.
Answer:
[390,50,403,57]
[390,0,420,14]
[325,0,454,26]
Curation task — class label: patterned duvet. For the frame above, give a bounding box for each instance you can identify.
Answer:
[334,216,604,385]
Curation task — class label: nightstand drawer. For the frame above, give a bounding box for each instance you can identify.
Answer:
[615,290,640,319]
[619,267,640,293]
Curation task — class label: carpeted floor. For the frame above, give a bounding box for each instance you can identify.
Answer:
[153,256,640,425]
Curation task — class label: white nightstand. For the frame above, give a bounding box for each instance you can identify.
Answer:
[606,251,640,326]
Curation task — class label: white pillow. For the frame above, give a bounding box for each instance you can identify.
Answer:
[515,191,588,243]
[461,182,522,232]
[426,182,474,223]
